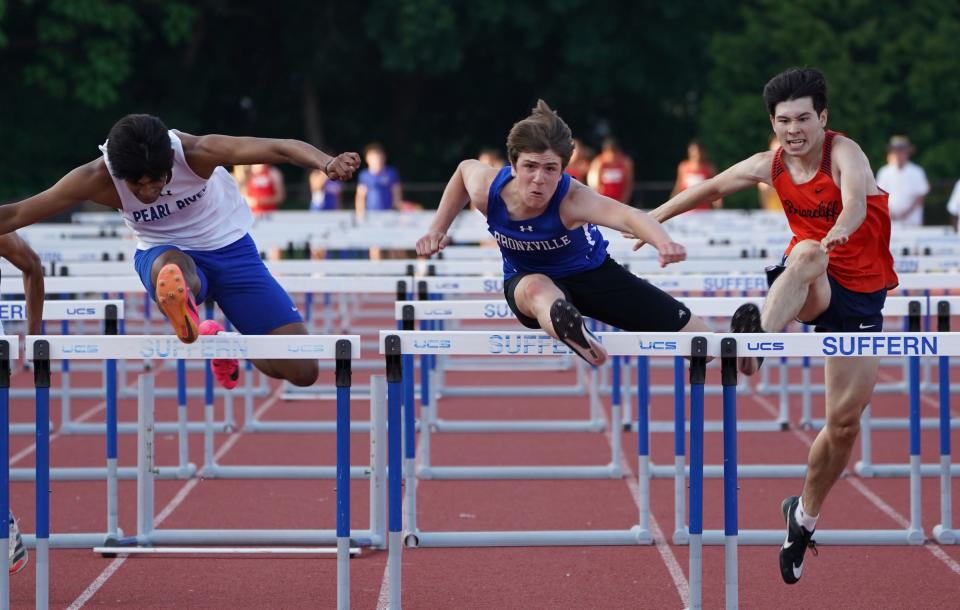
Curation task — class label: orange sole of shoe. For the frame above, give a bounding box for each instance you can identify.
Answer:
[156,264,199,343]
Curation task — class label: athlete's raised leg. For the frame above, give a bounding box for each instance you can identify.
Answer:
[151,250,202,343]
[512,273,606,365]
[733,239,831,375]
[250,321,319,387]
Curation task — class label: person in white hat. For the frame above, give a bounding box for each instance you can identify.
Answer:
[876,135,929,226]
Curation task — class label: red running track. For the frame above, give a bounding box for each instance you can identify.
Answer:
[2,351,959,608]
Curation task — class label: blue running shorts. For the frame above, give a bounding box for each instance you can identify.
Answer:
[134,234,302,335]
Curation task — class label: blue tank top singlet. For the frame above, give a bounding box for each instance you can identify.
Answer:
[486,166,608,279]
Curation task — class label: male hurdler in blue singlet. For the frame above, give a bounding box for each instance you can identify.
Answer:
[416,100,710,364]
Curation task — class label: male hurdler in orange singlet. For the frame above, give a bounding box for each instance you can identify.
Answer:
[643,68,898,585]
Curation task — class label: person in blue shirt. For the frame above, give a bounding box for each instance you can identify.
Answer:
[416,100,710,365]
[308,168,343,211]
[355,142,402,221]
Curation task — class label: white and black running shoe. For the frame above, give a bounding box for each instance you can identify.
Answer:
[730,302,764,375]
[549,299,607,366]
[779,496,817,585]
[8,512,27,575]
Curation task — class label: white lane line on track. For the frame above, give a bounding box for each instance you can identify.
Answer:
[752,390,960,577]
[607,416,690,609]
[67,383,283,610]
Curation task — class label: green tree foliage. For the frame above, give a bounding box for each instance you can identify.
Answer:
[701,0,960,211]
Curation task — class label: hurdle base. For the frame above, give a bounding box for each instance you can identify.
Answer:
[11,464,196,481]
[60,420,233,435]
[432,419,605,433]
[634,419,786,434]
[854,461,960,478]
[409,526,650,548]
[438,384,584,397]
[693,528,924,545]
[933,525,957,544]
[200,464,371,479]
[673,527,690,545]
[418,464,622,480]
[243,419,372,433]
[649,463,807,479]
[139,529,381,547]
[23,530,125,549]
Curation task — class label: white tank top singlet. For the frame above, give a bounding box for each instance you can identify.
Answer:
[99,131,253,251]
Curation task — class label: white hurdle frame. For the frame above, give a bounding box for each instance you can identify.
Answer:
[377,329,958,609]
[22,333,369,610]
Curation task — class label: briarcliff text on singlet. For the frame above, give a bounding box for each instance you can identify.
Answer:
[493,231,572,252]
[782,199,840,223]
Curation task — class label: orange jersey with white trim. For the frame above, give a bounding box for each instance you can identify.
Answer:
[772,130,898,293]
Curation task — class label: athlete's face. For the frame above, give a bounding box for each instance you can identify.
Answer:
[512,150,563,208]
[127,174,170,204]
[770,97,827,158]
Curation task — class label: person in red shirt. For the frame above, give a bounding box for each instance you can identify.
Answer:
[671,140,721,209]
[245,163,286,215]
[642,67,897,586]
[587,136,634,203]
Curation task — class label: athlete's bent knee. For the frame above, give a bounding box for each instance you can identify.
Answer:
[789,241,829,276]
[520,275,555,301]
[826,419,860,446]
[285,360,319,387]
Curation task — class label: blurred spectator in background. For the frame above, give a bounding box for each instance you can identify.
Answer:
[671,139,721,209]
[757,135,783,211]
[947,179,960,231]
[876,135,929,226]
[565,138,594,183]
[588,136,634,204]
[245,163,286,216]
[356,142,402,221]
[477,148,506,168]
[308,168,342,211]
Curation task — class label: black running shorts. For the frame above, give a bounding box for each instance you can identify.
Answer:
[503,256,693,332]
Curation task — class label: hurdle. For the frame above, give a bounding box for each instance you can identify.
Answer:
[682,332,959,610]
[379,330,681,548]
[21,333,368,610]
[395,299,601,435]
[0,337,18,608]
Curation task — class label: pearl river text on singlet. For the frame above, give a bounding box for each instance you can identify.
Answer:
[100,131,254,251]
[485,166,608,279]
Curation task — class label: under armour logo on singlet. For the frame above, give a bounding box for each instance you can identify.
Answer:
[519,225,533,232]
[161,190,174,197]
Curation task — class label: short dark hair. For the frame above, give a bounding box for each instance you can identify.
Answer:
[506,100,575,169]
[106,114,173,182]
[762,68,828,116]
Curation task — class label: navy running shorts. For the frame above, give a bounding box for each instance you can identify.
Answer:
[767,257,887,332]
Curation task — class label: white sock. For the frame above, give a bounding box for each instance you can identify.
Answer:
[795,497,818,532]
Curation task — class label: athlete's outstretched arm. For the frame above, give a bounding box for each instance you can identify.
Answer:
[563,182,686,267]
[821,137,870,252]
[176,132,361,181]
[650,152,772,223]
[0,162,108,235]
[416,160,496,257]
[0,234,44,335]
